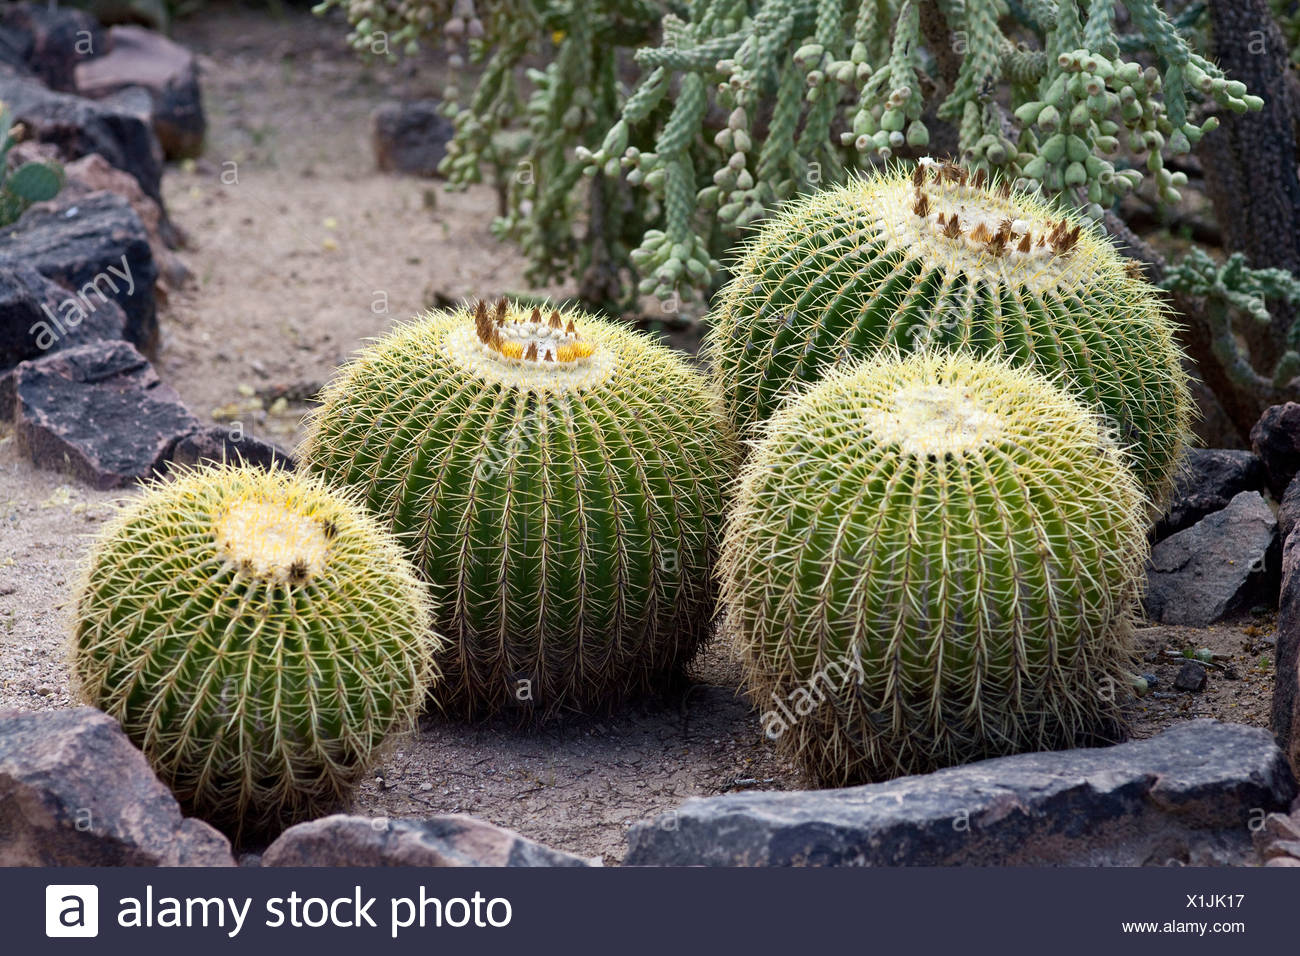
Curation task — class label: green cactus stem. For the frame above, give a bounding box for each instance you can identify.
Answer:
[706,160,1193,504]
[300,300,737,718]
[71,465,438,839]
[721,350,1149,785]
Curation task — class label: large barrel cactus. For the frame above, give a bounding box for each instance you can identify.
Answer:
[71,465,437,838]
[721,351,1149,785]
[706,161,1192,503]
[300,300,736,718]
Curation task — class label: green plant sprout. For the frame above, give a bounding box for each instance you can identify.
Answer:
[0,101,63,227]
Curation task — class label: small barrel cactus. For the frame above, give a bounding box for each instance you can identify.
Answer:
[706,160,1192,503]
[71,465,438,838]
[300,300,736,718]
[721,351,1149,785]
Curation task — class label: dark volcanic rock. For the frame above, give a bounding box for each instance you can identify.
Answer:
[0,65,164,201]
[371,101,454,177]
[1143,491,1279,626]
[0,264,126,370]
[53,151,190,287]
[1253,402,1300,499]
[262,814,596,867]
[1173,660,1209,692]
[1154,448,1266,540]
[1274,531,1300,778]
[77,25,205,160]
[625,720,1296,866]
[0,707,234,866]
[0,4,105,92]
[170,426,295,472]
[11,340,197,489]
[0,191,159,352]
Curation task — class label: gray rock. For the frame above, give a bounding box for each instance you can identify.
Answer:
[0,191,159,352]
[0,63,164,202]
[169,425,295,472]
[625,720,1296,866]
[76,25,205,161]
[1253,811,1300,865]
[1154,448,1266,541]
[1143,490,1279,626]
[1,264,126,371]
[1252,402,1300,498]
[1273,530,1300,778]
[1173,660,1208,692]
[371,101,453,177]
[11,340,197,489]
[1280,472,1300,545]
[262,814,597,867]
[0,707,234,866]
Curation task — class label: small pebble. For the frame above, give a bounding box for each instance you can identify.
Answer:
[1174,661,1207,692]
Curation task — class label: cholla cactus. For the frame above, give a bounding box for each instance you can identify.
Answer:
[71,466,438,839]
[314,0,659,307]
[590,0,1259,302]
[1274,0,1300,67]
[1164,248,1300,397]
[722,350,1149,785]
[705,161,1192,503]
[300,300,736,718]
[318,0,1259,305]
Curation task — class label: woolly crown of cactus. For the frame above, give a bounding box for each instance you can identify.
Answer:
[706,160,1193,504]
[721,350,1149,785]
[300,300,737,718]
[71,465,438,839]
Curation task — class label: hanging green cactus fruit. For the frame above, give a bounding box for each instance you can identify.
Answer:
[71,465,438,839]
[705,161,1193,504]
[722,351,1149,785]
[300,300,737,718]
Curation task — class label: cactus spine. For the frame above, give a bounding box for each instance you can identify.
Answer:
[706,161,1193,504]
[300,300,737,718]
[71,465,438,838]
[721,351,1148,785]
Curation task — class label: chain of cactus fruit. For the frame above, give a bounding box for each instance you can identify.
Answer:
[705,160,1192,505]
[71,466,438,840]
[722,350,1149,785]
[0,102,63,226]
[317,0,1258,305]
[300,300,737,718]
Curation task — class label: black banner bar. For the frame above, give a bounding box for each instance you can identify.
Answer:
[4,866,1290,954]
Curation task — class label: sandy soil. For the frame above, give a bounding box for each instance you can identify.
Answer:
[0,8,1280,864]
[156,10,570,454]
